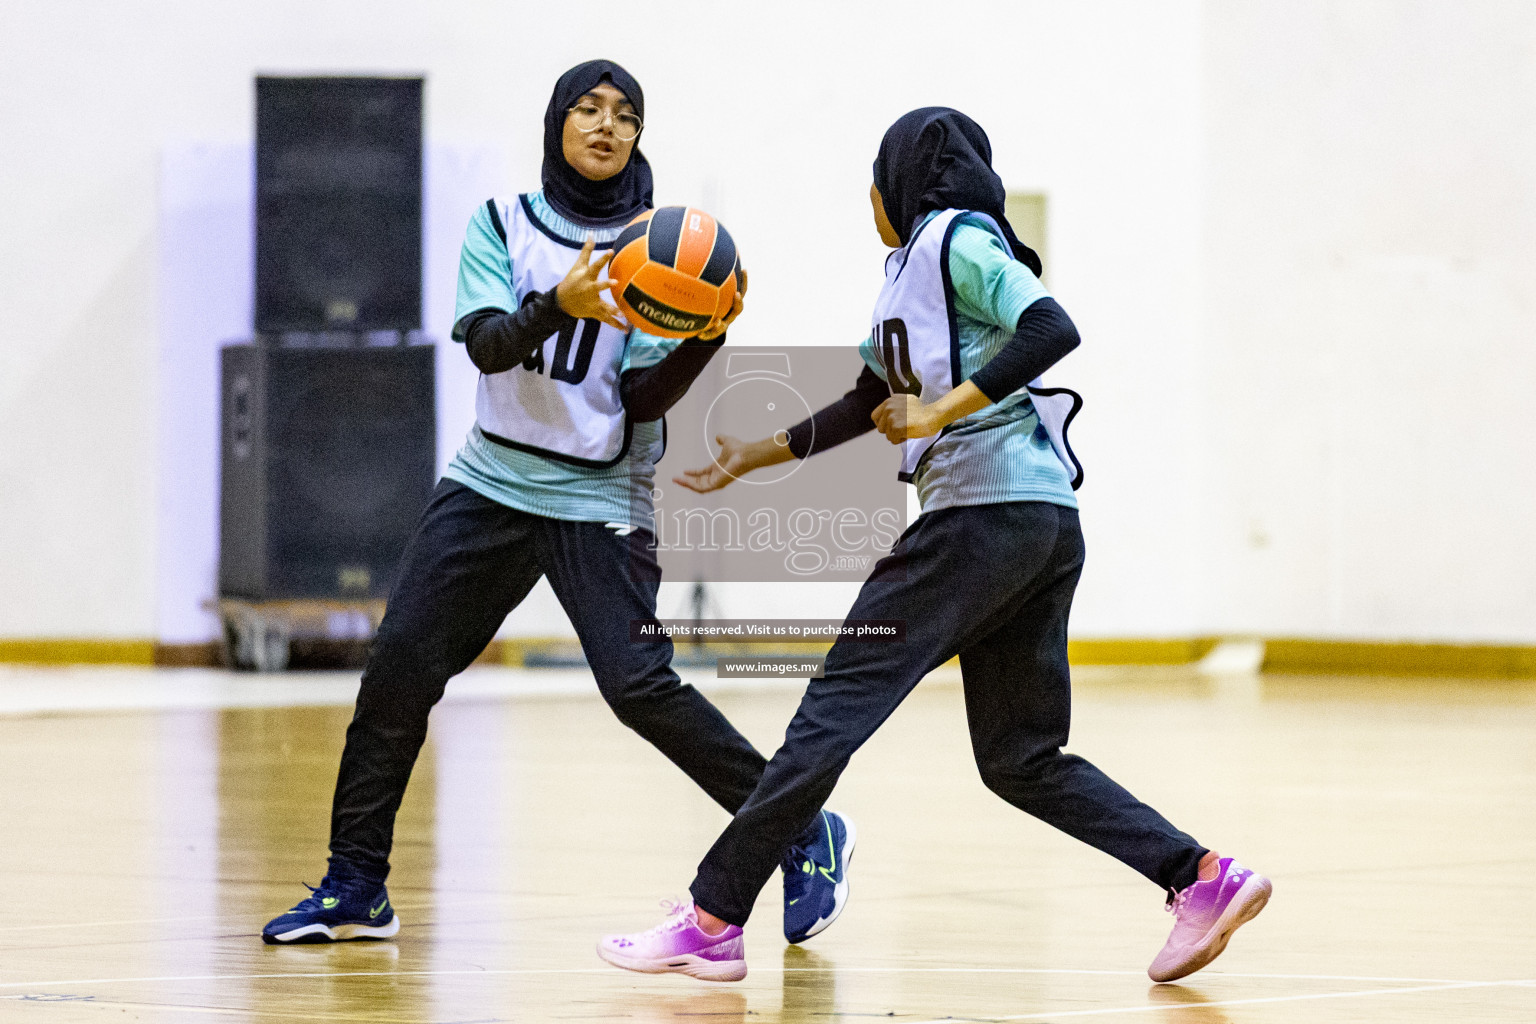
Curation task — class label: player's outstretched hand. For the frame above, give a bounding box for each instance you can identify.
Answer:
[872,394,943,444]
[674,434,753,493]
[556,234,626,330]
[696,268,748,342]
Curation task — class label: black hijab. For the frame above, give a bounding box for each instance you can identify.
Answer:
[540,59,654,224]
[872,107,1042,276]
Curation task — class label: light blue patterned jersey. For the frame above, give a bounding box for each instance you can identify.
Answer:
[444,191,680,524]
[860,211,1078,513]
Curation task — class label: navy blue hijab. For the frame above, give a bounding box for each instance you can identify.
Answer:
[872,107,1042,277]
[541,59,654,223]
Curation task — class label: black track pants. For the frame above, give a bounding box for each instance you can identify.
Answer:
[690,501,1206,925]
[327,480,770,881]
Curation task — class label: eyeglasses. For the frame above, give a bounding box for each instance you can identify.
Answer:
[567,103,643,142]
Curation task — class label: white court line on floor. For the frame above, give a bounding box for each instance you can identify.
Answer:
[903,979,1535,1024]
[0,966,1520,992]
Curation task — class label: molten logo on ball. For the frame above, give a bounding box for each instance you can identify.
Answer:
[624,288,712,334]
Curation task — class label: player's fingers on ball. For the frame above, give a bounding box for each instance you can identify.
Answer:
[592,249,614,272]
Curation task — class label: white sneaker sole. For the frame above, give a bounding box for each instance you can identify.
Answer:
[794,816,858,944]
[267,915,401,944]
[1148,874,1272,982]
[596,942,747,982]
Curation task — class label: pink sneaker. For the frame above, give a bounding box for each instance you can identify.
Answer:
[1148,857,1272,982]
[597,900,747,982]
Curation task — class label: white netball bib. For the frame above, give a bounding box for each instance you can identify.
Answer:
[475,196,632,467]
[869,208,1083,488]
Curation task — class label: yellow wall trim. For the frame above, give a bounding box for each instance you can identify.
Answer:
[1068,638,1220,666]
[0,638,155,665]
[1262,638,1536,678]
[3,635,1535,679]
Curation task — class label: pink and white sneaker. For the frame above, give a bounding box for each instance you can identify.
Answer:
[597,900,747,982]
[1148,857,1272,982]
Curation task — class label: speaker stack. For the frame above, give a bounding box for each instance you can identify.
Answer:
[219,76,434,619]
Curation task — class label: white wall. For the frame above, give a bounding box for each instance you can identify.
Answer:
[1200,0,1536,641]
[0,0,1528,643]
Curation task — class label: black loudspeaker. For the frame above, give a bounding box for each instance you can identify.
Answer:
[219,344,435,600]
[256,76,423,333]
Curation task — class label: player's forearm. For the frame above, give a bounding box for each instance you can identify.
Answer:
[927,380,992,429]
[460,292,570,374]
[738,435,799,473]
[884,300,1079,440]
[783,365,887,459]
[620,335,725,421]
[968,297,1080,402]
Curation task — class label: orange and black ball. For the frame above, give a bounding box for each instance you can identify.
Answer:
[608,206,742,339]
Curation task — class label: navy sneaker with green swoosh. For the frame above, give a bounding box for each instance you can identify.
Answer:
[261,874,399,944]
[781,810,857,944]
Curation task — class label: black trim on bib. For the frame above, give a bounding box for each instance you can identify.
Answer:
[892,212,966,485]
[486,199,507,244]
[479,416,635,469]
[519,194,615,251]
[891,214,940,285]
[937,216,965,391]
[1025,385,1086,490]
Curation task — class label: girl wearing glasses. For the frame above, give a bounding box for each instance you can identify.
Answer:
[262,59,842,947]
[598,107,1270,984]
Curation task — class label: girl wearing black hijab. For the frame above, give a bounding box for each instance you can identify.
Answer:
[599,108,1269,985]
[263,60,836,946]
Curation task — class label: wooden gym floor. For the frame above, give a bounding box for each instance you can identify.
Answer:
[1,663,1533,1022]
